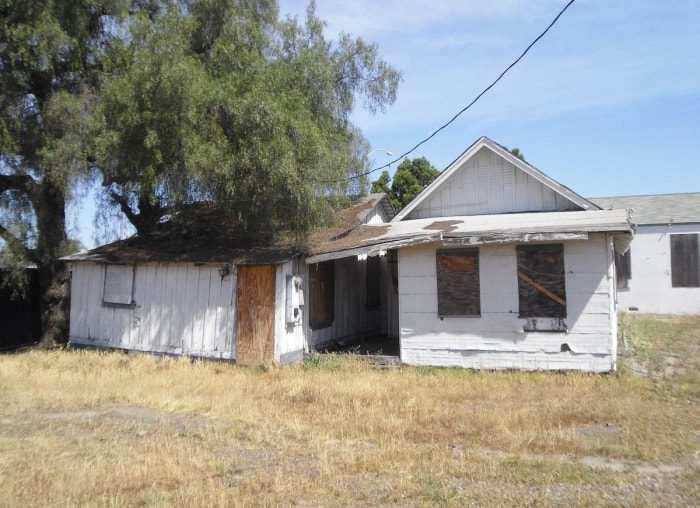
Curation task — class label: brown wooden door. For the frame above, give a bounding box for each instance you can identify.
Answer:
[236,265,275,365]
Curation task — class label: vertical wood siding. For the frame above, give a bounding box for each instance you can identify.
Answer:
[406,147,578,220]
[398,234,616,372]
[69,263,236,360]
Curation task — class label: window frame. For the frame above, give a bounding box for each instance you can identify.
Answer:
[516,244,567,319]
[670,233,700,288]
[616,249,632,290]
[102,264,135,308]
[435,248,481,317]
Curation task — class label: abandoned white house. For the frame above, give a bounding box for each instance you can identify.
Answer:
[64,137,633,372]
[590,193,700,315]
[62,196,395,365]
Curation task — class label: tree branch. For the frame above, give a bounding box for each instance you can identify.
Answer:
[0,221,31,260]
[0,173,37,194]
[109,190,140,228]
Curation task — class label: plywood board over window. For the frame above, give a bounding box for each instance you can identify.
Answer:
[236,265,275,365]
[517,244,566,318]
[309,261,334,329]
[102,264,135,307]
[436,249,480,316]
[670,233,700,287]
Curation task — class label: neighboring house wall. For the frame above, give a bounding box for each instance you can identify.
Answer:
[69,260,305,362]
[404,146,579,220]
[616,224,700,315]
[398,233,617,372]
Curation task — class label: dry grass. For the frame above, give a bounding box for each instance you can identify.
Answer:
[1,315,698,506]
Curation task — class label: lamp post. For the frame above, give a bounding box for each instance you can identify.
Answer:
[367,148,393,158]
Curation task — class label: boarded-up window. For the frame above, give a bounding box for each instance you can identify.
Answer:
[616,249,631,289]
[103,264,134,306]
[436,249,480,316]
[309,261,334,329]
[671,233,700,287]
[517,244,566,318]
[366,256,380,309]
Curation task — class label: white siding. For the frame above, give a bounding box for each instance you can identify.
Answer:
[274,262,306,363]
[406,147,578,219]
[69,263,237,360]
[397,234,616,372]
[617,224,700,314]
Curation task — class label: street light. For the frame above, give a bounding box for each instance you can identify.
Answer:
[367,148,393,158]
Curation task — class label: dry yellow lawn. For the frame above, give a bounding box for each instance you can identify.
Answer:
[0,314,698,506]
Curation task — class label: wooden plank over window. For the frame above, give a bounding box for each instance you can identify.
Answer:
[436,249,480,316]
[517,244,566,318]
[671,233,700,288]
[309,261,334,329]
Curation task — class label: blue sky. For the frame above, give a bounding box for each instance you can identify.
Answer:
[279,0,700,196]
[73,0,700,248]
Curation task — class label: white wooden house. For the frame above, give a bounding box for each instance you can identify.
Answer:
[308,137,633,372]
[590,193,700,315]
[62,195,393,365]
[64,137,634,371]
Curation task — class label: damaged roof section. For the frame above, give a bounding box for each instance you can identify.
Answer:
[307,208,634,263]
[62,194,394,265]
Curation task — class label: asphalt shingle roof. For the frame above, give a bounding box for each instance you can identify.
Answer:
[589,193,700,226]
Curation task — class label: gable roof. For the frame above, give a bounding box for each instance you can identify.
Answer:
[61,194,393,265]
[589,192,700,226]
[393,136,599,221]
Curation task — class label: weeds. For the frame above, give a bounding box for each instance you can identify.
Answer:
[0,315,697,506]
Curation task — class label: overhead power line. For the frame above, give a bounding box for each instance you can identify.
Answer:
[320,0,576,184]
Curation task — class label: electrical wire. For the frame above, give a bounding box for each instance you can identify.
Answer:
[318,0,576,184]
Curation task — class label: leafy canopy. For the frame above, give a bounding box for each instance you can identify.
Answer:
[371,156,440,212]
[94,0,402,242]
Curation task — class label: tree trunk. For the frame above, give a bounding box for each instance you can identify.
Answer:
[34,182,70,347]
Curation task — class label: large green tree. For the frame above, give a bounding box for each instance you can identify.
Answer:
[94,0,401,241]
[1,0,400,345]
[0,0,143,346]
[371,156,439,212]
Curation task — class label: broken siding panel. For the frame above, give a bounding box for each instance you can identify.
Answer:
[400,347,613,372]
[400,328,607,353]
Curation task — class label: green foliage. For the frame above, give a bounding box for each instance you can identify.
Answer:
[0,0,133,342]
[510,147,526,161]
[371,156,439,212]
[94,0,401,239]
